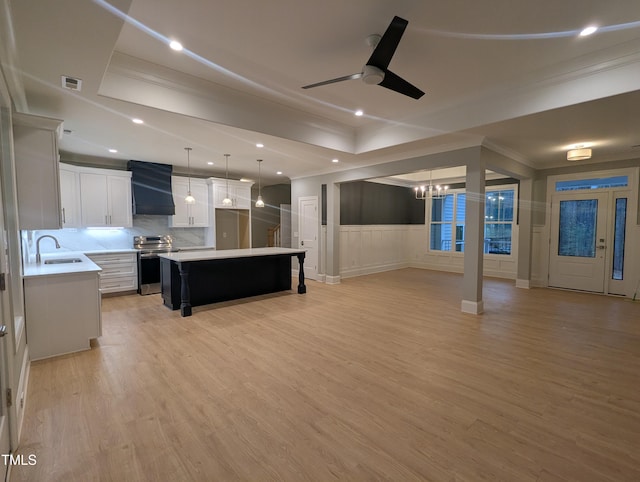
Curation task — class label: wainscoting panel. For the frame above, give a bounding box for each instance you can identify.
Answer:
[531,225,546,287]
[340,225,410,278]
[341,224,518,280]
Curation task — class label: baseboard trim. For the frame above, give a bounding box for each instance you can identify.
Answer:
[515,279,531,289]
[325,275,341,285]
[461,299,484,315]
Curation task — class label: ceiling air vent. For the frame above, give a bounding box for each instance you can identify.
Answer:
[61,75,82,91]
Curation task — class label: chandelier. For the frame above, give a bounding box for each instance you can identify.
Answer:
[414,171,449,199]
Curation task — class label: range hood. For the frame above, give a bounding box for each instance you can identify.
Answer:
[127,160,175,215]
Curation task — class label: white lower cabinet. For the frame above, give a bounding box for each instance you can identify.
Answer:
[85,252,138,294]
[25,271,102,361]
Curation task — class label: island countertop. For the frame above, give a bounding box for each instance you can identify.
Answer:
[158,247,305,263]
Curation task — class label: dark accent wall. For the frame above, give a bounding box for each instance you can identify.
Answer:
[251,184,291,247]
[340,181,425,225]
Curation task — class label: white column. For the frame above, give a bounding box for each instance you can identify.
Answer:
[461,159,486,314]
[516,178,533,288]
[325,182,341,284]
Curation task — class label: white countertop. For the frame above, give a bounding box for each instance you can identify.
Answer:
[158,247,305,262]
[23,252,102,278]
[174,245,216,252]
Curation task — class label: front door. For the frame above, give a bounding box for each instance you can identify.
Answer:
[549,192,608,292]
[298,196,318,280]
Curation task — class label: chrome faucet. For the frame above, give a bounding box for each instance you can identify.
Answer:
[35,235,61,264]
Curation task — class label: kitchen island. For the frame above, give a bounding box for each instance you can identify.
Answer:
[159,247,306,316]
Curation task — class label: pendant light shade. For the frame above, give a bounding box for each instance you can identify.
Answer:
[255,159,265,208]
[184,147,195,204]
[222,154,233,206]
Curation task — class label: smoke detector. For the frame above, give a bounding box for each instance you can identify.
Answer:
[61,75,82,91]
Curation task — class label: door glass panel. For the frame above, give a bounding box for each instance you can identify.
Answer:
[555,175,628,192]
[558,199,597,257]
[612,198,627,280]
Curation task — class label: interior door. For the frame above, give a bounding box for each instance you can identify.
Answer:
[298,196,318,280]
[549,192,608,292]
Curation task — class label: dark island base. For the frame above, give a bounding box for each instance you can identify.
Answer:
[161,254,301,315]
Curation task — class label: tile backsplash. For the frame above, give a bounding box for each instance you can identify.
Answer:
[23,215,208,259]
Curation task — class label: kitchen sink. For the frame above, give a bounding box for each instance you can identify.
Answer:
[44,258,83,264]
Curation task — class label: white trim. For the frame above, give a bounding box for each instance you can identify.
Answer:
[461,299,484,314]
[325,275,341,285]
[16,346,30,444]
[515,279,531,289]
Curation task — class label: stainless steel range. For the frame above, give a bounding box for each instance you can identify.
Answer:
[134,235,176,295]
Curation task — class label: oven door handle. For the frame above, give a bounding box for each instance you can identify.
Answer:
[139,253,160,259]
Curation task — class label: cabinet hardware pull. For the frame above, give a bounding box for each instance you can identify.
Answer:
[105,215,108,224]
[62,207,66,224]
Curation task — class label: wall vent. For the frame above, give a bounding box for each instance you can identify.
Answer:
[61,75,82,91]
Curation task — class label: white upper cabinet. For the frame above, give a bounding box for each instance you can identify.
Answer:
[169,176,209,227]
[59,164,81,228]
[211,179,252,210]
[13,113,63,230]
[79,167,132,227]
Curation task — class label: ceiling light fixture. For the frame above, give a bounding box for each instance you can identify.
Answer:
[169,40,183,51]
[276,171,283,175]
[579,26,598,37]
[332,158,339,163]
[355,109,364,117]
[132,118,144,124]
[567,147,592,161]
[207,161,214,165]
[255,159,265,208]
[108,148,118,153]
[415,170,448,200]
[223,154,233,206]
[184,147,196,204]
[256,143,264,148]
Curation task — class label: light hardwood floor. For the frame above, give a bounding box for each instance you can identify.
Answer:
[11,269,640,481]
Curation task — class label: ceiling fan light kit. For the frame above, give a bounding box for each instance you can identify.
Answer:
[302,16,425,99]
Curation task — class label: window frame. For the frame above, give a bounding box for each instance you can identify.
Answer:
[427,183,518,258]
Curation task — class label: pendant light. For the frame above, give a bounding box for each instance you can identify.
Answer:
[184,147,195,204]
[222,154,233,206]
[255,159,265,208]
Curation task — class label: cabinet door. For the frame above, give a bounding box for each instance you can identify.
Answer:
[213,181,233,208]
[80,172,109,227]
[189,179,210,227]
[169,177,191,227]
[234,185,252,210]
[13,122,62,230]
[107,175,132,227]
[59,167,81,228]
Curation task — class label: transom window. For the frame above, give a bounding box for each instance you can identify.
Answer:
[429,186,516,255]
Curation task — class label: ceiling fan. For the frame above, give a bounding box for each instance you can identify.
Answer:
[302,16,425,100]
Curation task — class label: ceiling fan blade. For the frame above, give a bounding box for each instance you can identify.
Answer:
[378,70,425,99]
[302,73,363,89]
[366,16,408,70]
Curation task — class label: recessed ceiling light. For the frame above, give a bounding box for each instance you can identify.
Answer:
[132,118,144,124]
[207,161,214,165]
[276,171,283,175]
[169,40,183,51]
[332,158,339,163]
[579,26,598,37]
[256,143,264,148]
[355,110,364,117]
[108,149,118,153]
